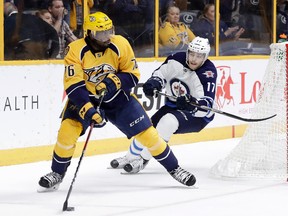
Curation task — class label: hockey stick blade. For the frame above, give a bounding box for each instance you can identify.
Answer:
[156,91,277,122]
[63,200,75,211]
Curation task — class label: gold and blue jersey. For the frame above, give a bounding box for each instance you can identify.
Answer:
[63,35,140,109]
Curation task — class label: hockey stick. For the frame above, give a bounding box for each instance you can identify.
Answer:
[62,91,106,212]
[62,121,94,212]
[156,91,276,122]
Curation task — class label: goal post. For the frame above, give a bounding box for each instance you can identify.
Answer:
[210,42,288,180]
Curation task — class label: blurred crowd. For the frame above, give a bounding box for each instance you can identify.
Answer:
[3,0,288,60]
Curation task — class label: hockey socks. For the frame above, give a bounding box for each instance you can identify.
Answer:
[51,151,71,175]
[153,145,178,172]
[129,139,153,160]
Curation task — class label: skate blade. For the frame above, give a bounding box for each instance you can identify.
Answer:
[37,184,60,193]
[107,166,125,169]
[120,171,139,175]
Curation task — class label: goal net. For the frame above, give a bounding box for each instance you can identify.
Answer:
[210,42,288,180]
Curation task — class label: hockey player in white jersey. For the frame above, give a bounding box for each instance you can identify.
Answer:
[110,36,217,173]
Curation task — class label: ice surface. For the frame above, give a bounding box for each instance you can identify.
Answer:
[1,138,287,216]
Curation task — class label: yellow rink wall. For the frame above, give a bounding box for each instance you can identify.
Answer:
[0,124,247,166]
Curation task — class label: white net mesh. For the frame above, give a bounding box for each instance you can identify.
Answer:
[210,42,288,180]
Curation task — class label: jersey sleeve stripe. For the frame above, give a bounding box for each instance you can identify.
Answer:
[66,81,86,97]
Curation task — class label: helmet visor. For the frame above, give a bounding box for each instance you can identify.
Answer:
[90,28,114,42]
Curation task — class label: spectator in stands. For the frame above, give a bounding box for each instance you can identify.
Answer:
[194,3,245,46]
[174,0,188,11]
[237,0,272,45]
[63,0,72,26]
[106,0,148,47]
[137,0,154,47]
[4,2,60,60]
[4,1,17,17]
[48,0,77,58]
[277,0,288,42]
[70,0,94,38]
[96,0,112,12]
[42,0,72,25]
[219,0,239,27]
[97,0,153,57]
[159,5,196,51]
[160,0,174,18]
[187,0,206,11]
[35,9,53,26]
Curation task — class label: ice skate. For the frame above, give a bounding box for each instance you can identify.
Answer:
[123,157,149,174]
[110,155,130,169]
[169,166,196,186]
[37,171,64,192]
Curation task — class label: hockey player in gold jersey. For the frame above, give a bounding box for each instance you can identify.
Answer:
[38,12,196,192]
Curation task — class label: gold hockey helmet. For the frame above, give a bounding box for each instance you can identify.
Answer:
[84,12,113,31]
[83,12,114,41]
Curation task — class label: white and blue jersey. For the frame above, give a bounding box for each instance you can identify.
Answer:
[151,52,217,134]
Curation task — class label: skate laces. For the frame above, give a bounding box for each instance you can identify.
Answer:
[41,172,62,187]
[170,166,194,185]
[117,156,129,165]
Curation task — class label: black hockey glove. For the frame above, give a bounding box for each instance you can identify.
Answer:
[79,102,106,127]
[96,73,121,100]
[176,94,198,112]
[143,77,162,97]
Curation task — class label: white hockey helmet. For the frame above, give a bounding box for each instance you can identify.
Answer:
[187,36,211,63]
